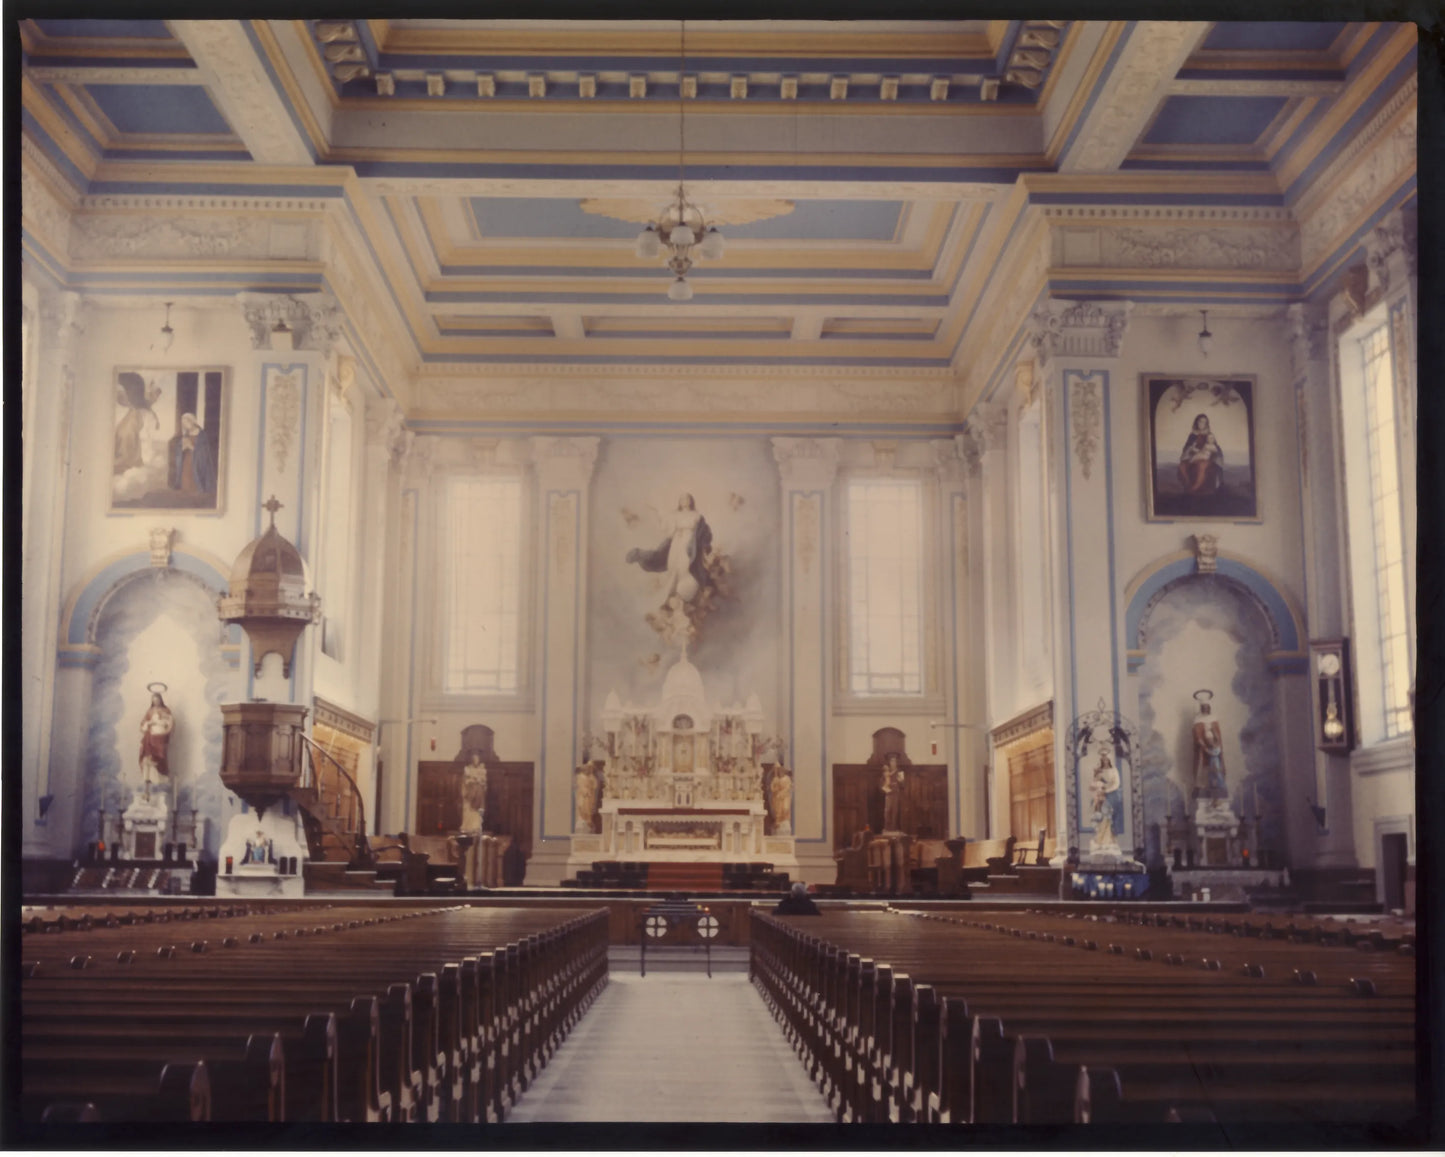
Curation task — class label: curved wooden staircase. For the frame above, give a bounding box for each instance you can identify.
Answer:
[293,735,392,893]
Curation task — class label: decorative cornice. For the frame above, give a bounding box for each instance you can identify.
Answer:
[991,700,1054,748]
[79,195,334,213]
[237,291,342,354]
[1041,206,1293,222]
[1029,298,1133,366]
[313,695,377,742]
[19,144,74,254]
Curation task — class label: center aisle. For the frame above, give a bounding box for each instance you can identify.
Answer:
[508,971,837,1123]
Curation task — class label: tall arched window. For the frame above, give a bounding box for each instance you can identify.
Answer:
[441,474,524,694]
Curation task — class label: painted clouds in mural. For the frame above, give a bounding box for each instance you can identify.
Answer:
[112,367,227,512]
[589,438,779,720]
[1144,376,1257,521]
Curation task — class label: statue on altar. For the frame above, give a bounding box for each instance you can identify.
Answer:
[769,766,793,835]
[461,751,488,832]
[881,753,906,832]
[1191,690,1228,802]
[575,762,600,834]
[1089,747,1123,850]
[138,684,174,798]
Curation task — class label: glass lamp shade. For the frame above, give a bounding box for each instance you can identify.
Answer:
[635,228,662,259]
[696,228,724,261]
[667,276,694,301]
[1197,330,1214,356]
[669,222,696,248]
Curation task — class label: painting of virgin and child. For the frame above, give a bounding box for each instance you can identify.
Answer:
[1143,375,1258,521]
[112,367,227,512]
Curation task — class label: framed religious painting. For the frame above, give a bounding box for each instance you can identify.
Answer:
[110,366,229,514]
[1142,374,1259,522]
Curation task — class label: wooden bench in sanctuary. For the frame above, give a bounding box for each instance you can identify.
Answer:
[750,908,1417,1131]
[19,902,609,1125]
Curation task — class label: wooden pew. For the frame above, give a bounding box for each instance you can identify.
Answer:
[21,903,610,1125]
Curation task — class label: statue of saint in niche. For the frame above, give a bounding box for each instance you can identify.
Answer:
[575,762,600,834]
[769,766,793,835]
[1090,748,1123,847]
[880,754,906,832]
[1191,690,1228,801]
[138,685,174,797]
[461,752,488,832]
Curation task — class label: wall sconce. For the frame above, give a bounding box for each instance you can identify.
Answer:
[157,301,175,353]
[1197,309,1213,357]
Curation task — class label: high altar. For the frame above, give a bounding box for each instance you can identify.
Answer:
[567,654,797,874]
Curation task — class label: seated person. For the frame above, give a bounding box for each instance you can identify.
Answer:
[773,881,821,915]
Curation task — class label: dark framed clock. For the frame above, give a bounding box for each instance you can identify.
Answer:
[1310,639,1353,753]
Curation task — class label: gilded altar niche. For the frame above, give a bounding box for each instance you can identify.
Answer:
[568,653,797,870]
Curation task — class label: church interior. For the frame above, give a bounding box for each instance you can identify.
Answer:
[15,15,1429,1137]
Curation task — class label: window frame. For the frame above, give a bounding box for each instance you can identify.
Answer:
[834,470,945,715]
[1336,302,1415,746]
[421,466,536,712]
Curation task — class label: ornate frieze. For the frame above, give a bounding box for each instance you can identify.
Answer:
[1364,205,1416,293]
[1069,225,1299,271]
[238,292,342,355]
[1299,92,1416,271]
[1029,299,1133,367]
[70,215,269,260]
[20,144,75,254]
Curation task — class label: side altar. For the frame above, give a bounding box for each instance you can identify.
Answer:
[568,653,797,875]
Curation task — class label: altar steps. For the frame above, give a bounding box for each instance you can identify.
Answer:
[645,862,725,893]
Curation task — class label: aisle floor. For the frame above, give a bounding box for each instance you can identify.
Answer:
[508,972,836,1123]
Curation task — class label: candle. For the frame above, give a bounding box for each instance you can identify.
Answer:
[1253,784,1260,817]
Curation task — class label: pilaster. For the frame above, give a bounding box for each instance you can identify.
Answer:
[25,289,85,857]
[530,436,600,883]
[772,437,842,873]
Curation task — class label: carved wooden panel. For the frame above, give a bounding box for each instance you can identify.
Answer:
[415,760,534,860]
[831,763,948,851]
[1006,733,1055,846]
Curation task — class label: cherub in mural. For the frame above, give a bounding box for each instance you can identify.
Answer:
[625,493,731,648]
[138,685,174,797]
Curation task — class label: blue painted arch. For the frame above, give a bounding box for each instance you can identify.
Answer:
[62,549,240,649]
[1125,552,1306,674]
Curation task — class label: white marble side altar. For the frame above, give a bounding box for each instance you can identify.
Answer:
[568,654,796,875]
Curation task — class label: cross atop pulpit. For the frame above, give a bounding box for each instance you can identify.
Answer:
[262,494,283,527]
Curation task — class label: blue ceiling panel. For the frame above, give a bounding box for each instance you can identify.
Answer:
[34,19,174,39]
[1143,95,1288,146]
[1201,22,1347,53]
[469,198,904,243]
[85,84,234,136]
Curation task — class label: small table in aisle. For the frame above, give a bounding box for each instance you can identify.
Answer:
[639,897,720,978]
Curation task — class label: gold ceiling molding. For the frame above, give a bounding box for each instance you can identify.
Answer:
[578,197,796,227]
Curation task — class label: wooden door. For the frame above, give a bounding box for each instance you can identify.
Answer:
[487,762,535,861]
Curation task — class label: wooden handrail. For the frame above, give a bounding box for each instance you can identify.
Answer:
[297,734,374,869]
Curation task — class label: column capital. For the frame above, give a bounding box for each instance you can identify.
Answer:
[237,291,342,355]
[1028,298,1133,367]
[401,432,436,488]
[1365,204,1416,294]
[771,436,842,488]
[966,400,1009,454]
[364,397,410,465]
[38,287,84,333]
[530,435,600,488]
[1286,301,1330,383]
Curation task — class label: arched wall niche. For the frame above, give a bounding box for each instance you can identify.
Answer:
[72,556,243,862]
[1131,568,1291,869]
